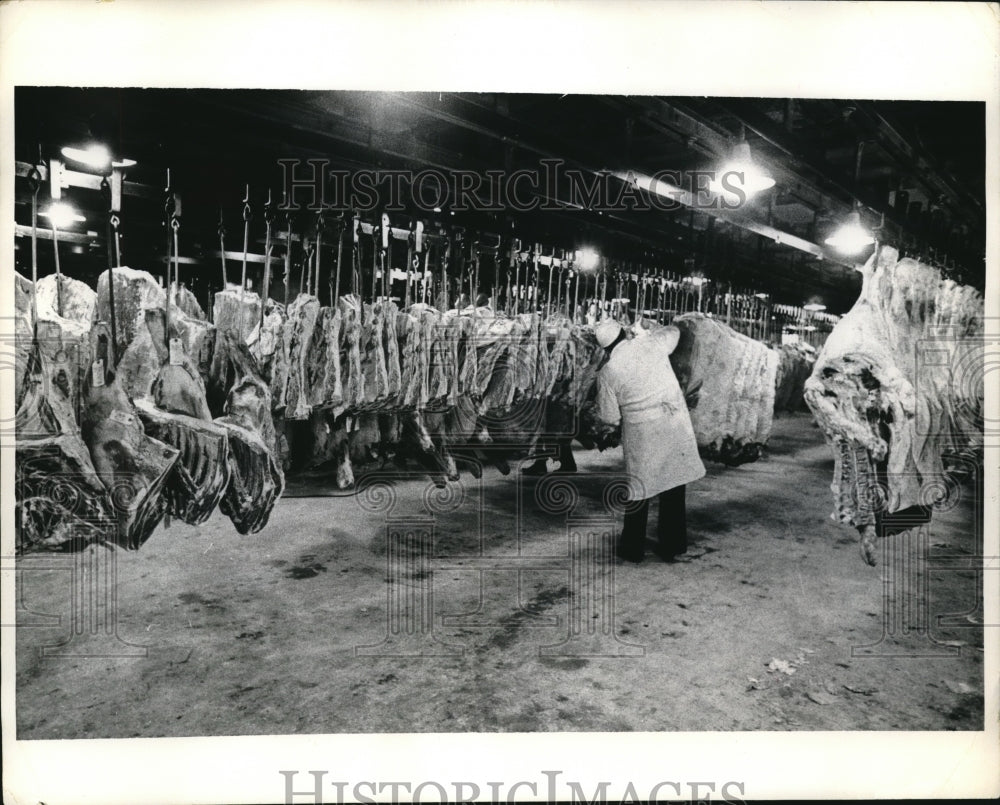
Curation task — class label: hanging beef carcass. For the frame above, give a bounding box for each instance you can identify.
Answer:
[339,294,366,410]
[247,298,290,411]
[213,284,262,344]
[80,323,180,550]
[282,292,322,420]
[358,301,390,410]
[210,331,285,534]
[24,273,97,426]
[15,276,114,552]
[14,273,36,408]
[132,397,231,526]
[37,273,98,327]
[304,304,344,411]
[804,246,984,566]
[173,284,207,321]
[669,313,778,465]
[94,267,166,367]
[118,307,232,526]
[16,353,115,552]
[773,341,817,413]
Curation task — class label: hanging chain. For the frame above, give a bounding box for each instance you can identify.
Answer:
[27,165,42,333]
[218,208,228,287]
[333,215,344,305]
[422,245,431,305]
[240,188,251,294]
[302,238,315,298]
[110,214,121,268]
[50,195,64,318]
[171,216,181,293]
[238,188,252,338]
[313,209,324,298]
[284,213,293,306]
[262,194,274,332]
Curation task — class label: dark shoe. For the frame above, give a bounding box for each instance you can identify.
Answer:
[615,548,644,564]
[616,541,644,563]
[551,464,577,475]
[651,543,686,563]
[521,460,549,477]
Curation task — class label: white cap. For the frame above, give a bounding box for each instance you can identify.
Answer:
[595,320,623,348]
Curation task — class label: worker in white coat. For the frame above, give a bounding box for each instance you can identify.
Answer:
[595,318,705,562]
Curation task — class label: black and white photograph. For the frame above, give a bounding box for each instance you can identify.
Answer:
[2,2,997,804]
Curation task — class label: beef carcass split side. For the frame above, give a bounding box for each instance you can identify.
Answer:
[173,284,207,321]
[283,293,322,420]
[81,325,180,550]
[774,342,817,413]
[37,273,98,327]
[15,342,114,551]
[134,399,232,526]
[15,275,114,552]
[804,246,984,565]
[94,267,166,367]
[117,308,231,525]
[670,313,778,465]
[215,376,286,534]
[213,285,262,344]
[210,332,285,533]
[304,304,345,412]
[247,298,290,412]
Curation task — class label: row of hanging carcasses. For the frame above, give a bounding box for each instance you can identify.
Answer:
[14,267,282,554]
[13,263,807,553]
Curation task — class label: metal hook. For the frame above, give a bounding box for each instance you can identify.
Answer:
[27,164,42,192]
[242,184,252,222]
[264,193,275,227]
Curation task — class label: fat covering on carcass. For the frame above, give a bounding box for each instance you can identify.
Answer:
[803,246,984,565]
[669,313,778,465]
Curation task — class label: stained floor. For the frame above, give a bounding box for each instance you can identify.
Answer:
[14,413,985,737]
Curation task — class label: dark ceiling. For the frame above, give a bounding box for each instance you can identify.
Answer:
[13,88,986,315]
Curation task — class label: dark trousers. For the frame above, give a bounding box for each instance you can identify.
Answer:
[619,484,687,559]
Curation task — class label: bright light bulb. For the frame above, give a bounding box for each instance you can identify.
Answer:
[41,202,85,228]
[708,167,776,202]
[708,142,775,204]
[61,145,111,169]
[577,248,600,272]
[824,211,875,254]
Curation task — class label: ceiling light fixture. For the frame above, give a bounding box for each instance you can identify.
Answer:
[40,201,86,228]
[60,144,136,171]
[708,139,775,204]
[576,248,600,272]
[824,209,875,255]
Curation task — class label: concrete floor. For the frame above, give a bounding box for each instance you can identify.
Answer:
[15,413,984,737]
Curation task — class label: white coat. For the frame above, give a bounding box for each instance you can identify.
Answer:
[596,325,705,500]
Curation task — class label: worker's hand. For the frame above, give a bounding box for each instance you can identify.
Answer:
[632,317,650,337]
